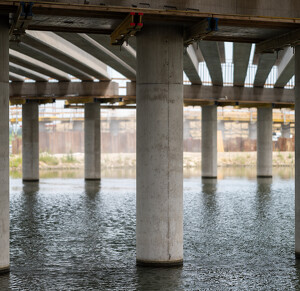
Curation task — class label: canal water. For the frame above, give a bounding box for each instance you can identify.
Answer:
[0,167,299,290]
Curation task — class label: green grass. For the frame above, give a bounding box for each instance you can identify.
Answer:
[40,153,59,166]
[10,155,22,168]
[61,153,78,164]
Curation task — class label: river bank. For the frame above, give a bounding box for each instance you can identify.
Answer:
[9,152,295,171]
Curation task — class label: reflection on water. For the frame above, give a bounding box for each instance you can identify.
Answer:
[10,166,295,180]
[0,167,298,290]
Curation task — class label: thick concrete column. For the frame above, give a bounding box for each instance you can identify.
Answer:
[136,25,183,266]
[295,45,300,258]
[257,107,273,178]
[22,102,39,182]
[0,15,10,273]
[201,105,217,179]
[84,102,100,180]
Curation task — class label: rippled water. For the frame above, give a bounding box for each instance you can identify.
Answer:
[1,167,299,290]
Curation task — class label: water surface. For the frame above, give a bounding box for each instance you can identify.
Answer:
[0,167,298,290]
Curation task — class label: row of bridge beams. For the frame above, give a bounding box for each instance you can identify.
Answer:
[6,30,297,88]
[1,1,300,270]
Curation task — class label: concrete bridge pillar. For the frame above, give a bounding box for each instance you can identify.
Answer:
[136,25,183,266]
[22,102,39,182]
[84,103,101,180]
[0,15,10,273]
[201,105,217,179]
[295,45,300,258]
[257,107,273,178]
[281,123,290,138]
[248,122,257,140]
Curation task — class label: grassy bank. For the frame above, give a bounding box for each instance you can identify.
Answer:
[9,152,295,171]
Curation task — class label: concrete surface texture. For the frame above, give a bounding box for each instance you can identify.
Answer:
[84,103,101,180]
[22,102,39,181]
[0,15,10,273]
[136,24,183,265]
[257,107,273,177]
[201,105,218,178]
[295,45,300,257]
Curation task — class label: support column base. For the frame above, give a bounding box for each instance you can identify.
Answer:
[136,259,183,267]
[0,266,10,275]
[22,179,39,182]
[85,178,101,181]
[202,176,217,179]
[257,175,272,178]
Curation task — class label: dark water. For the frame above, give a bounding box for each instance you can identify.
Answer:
[1,167,299,290]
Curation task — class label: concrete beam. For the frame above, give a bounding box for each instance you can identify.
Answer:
[256,28,300,53]
[199,41,223,86]
[233,43,252,86]
[184,19,217,46]
[4,1,300,20]
[9,62,49,81]
[9,41,93,81]
[183,45,201,85]
[48,1,300,19]
[56,33,136,80]
[10,81,118,98]
[218,42,226,63]
[88,34,136,71]
[254,53,277,87]
[9,72,25,82]
[9,49,70,81]
[20,31,110,80]
[127,82,294,104]
[275,48,295,88]
[192,43,204,62]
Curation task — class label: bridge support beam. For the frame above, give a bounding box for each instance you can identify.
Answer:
[22,102,39,182]
[257,107,273,178]
[201,105,217,179]
[136,25,183,266]
[84,103,101,180]
[0,16,10,274]
[295,45,300,258]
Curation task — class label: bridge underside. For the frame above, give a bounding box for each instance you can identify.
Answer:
[0,0,300,269]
